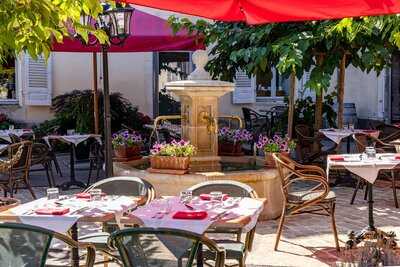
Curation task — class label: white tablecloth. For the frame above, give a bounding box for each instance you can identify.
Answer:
[319,129,380,145]
[327,153,400,184]
[44,134,102,147]
[9,195,137,233]
[130,196,264,234]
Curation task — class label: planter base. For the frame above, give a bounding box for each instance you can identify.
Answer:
[113,155,142,162]
[218,151,245,157]
[147,167,188,175]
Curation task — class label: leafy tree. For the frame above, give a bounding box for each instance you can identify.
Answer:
[0,0,110,61]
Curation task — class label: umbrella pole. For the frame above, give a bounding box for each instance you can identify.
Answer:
[92,52,99,134]
[287,71,296,138]
[102,46,113,177]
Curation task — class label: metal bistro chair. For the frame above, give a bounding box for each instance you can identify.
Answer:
[0,141,36,199]
[352,133,399,208]
[242,107,272,137]
[87,141,104,187]
[0,222,96,267]
[186,180,259,267]
[108,227,225,267]
[273,153,340,251]
[375,123,400,143]
[79,176,156,266]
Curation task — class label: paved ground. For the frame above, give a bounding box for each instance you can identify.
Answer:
[8,154,400,266]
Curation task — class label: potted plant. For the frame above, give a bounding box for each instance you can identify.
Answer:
[218,127,253,156]
[112,130,143,160]
[149,140,196,174]
[256,134,296,167]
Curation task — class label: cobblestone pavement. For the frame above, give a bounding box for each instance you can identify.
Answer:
[7,158,400,266]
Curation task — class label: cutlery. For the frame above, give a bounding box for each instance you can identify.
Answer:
[211,210,229,221]
[185,204,194,210]
[70,206,90,215]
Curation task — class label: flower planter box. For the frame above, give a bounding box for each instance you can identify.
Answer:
[264,152,289,168]
[114,145,142,162]
[218,141,244,156]
[148,156,190,175]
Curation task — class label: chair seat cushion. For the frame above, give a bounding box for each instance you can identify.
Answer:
[213,239,245,259]
[288,190,336,203]
[78,232,110,249]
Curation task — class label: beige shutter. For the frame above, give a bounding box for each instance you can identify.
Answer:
[24,54,52,106]
[232,70,256,104]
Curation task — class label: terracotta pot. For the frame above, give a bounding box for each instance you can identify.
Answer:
[114,145,142,159]
[218,141,243,156]
[150,156,190,170]
[265,152,290,168]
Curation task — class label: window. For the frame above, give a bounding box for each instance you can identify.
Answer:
[256,68,290,101]
[0,57,17,102]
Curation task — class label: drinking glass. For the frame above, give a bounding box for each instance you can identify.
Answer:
[47,188,59,200]
[8,125,14,131]
[67,129,75,135]
[210,191,223,207]
[348,123,355,131]
[365,146,376,159]
[90,189,102,201]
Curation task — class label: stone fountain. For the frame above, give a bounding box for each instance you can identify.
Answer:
[165,50,234,171]
[114,50,284,220]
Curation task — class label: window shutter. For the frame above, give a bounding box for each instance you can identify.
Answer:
[232,70,255,104]
[24,54,52,106]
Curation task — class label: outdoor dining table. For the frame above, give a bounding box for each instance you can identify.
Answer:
[121,195,266,267]
[43,134,102,190]
[0,194,143,267]
[319,128,380,153]
[0,129,33,143]
[327,153,400,248]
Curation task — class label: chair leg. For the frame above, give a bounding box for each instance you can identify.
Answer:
[350,178,362,205]
[53,156,63,177]
[329,202,340,252]
[103,253,109,267]
[391,170,399,209]
[24,177,36,199]
[44,163,53,187]
[274,208,286,251]
[87,160,94,187]
[238,256,245,267]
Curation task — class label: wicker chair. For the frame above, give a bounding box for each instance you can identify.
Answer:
[79,176,156,266]
[0,222,96,267]
[273,153,340,251]
[375,124,400,142]
[30,143,56,187]
[295,124,336,164]
[186,180,258,267]
[108,227,225,267]
[352,133,398,208]
[0,141,35,199]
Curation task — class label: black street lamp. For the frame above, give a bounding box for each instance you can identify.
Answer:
[79,4,134,178]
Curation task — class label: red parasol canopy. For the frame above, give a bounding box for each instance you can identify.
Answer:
[51,9,203,52]
[123,0,400,24]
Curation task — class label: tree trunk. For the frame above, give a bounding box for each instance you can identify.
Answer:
[92,52,99,134]
[287,72,296,138]
[338,54,346,128]
[314,54,324,130]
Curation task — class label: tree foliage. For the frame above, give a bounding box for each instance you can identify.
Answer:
[168,15,400,93]
[0,0,110,61]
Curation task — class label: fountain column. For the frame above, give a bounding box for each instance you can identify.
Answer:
[166,50,234,171]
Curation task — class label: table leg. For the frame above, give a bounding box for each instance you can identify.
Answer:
[367,183,375,231]
[71,223,79,267]
[61,145,86,190]
[197,243,203,267]
[346,136,351,153]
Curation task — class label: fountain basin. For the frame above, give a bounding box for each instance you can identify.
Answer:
[114,156,284,220]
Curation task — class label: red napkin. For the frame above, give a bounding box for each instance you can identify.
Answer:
[330,155,344,161]
[75,192,106,199]
[395,154,400,160]
[172,210,208,220]
[75,192,91,199]
[35,207,70,215]
[199,194,229,201]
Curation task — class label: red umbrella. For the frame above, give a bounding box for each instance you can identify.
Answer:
[123,0,400,24]
[52,9,203,52]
